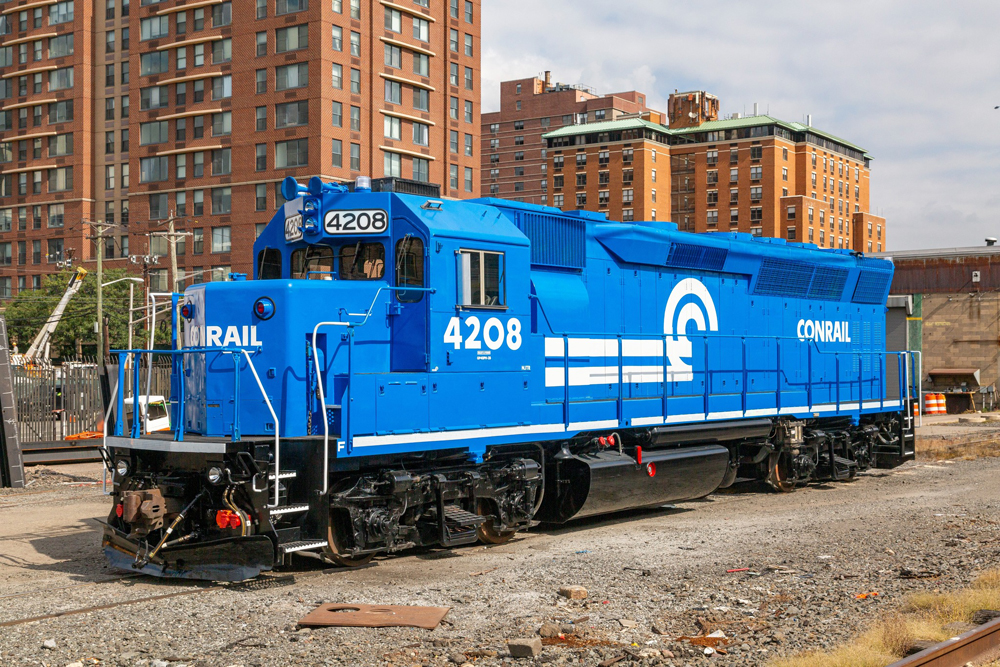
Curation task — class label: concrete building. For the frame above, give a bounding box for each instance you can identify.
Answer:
[879,243,1000,412]
[0,0,481,296]
[480,72,660,206]
[536,89,885,253]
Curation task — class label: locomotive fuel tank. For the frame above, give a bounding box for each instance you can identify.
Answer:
[536,445,730,523]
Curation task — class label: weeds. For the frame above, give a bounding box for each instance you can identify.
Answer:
[769,569,1000,666]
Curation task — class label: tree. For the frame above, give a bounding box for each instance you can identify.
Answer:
[2,269,161,359]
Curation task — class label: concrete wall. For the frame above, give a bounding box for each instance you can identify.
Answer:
[920,292,1000,409]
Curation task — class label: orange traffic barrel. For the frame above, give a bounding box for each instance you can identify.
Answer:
[926,393,947,415]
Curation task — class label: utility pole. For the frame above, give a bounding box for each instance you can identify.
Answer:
[85,219,121,366]
[149,212,189,294]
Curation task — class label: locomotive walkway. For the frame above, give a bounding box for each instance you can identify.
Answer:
[1,444,999,666]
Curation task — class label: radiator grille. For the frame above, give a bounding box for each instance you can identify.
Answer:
[666,243,728,271]
[520,212,587,270]
[753,259,849,301]
[852,269,892,304]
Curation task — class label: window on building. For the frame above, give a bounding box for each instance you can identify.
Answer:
[276,63,308,90]
[413,157,429,183]
[276,24,308,52]
[275,101,308,128]
[384,151,401,177]
[413,122,429,146]
[384,80,401,104]
[276,138,308,168]
[211,225,231,252]
[413,88,429,111]
[413,17,429,41]
[211,148,230,175]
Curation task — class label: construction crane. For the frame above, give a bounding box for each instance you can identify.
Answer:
[19,268,88,366]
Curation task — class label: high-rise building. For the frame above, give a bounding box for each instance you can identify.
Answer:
[0,0,481,297]
[480,72,659,205]
[0,0,98,297]
[540,89,886,253]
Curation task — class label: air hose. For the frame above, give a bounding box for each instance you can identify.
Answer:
[134,489,205,569]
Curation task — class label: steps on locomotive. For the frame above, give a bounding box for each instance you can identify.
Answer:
[440,504,486,547]
[280,540,329,555]
[831,454,857,479]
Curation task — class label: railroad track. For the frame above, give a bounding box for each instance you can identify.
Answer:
[888,617,1000,667]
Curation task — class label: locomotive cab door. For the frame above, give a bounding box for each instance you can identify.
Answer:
[390,221,428,372]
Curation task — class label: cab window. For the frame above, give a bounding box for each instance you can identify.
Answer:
[291,246,334,279]
[339,242,385,280]
[395,236,424,302]
[256,248,282,280]
[458,249,505,307]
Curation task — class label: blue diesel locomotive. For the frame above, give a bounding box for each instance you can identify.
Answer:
[102,177,916,581]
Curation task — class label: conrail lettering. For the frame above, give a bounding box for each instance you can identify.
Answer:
[206,325,262,347]
[797,319,852,343]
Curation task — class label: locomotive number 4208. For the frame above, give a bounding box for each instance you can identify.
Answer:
[324,209,389,235]
[444,316,522,351]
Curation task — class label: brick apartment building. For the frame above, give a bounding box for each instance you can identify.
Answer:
[536,88,886,253]
[0,0,481,296]
[480,72,659,206]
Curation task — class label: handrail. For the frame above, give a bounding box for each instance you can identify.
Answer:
[312,320,351,495]
[110,344,281,506]
[101,371,120,496]
[241,348,281,507]
[548,329,913,431]
[310,285,436,491]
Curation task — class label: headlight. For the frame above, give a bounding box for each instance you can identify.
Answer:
[115,459,130,477]
[207,467,223,484]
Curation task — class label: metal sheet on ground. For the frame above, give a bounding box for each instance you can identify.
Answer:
[298,603,451,630]
[0,315,24,488]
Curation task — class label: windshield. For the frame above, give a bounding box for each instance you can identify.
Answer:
[291,246,334,279]
[339,243,385,280]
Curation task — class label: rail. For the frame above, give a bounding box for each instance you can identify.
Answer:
[886,615,1000,667]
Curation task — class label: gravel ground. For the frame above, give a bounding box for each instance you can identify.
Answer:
[2,444,1000,667]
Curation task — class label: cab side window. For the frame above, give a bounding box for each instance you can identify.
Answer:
[395,236,424,302]
[458,249,505,307]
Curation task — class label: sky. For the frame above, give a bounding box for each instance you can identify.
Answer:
[481,0,1000,251]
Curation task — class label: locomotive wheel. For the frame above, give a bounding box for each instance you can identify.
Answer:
[325,513,375,568]
[476,500,518,545]
[766,452,796,493]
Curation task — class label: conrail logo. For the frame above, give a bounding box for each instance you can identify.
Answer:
[664,278,719,382]
[797,319,852,343]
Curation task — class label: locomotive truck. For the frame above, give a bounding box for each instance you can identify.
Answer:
[101,176,916,581]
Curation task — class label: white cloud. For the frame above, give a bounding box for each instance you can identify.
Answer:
[482,0,1000,250]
